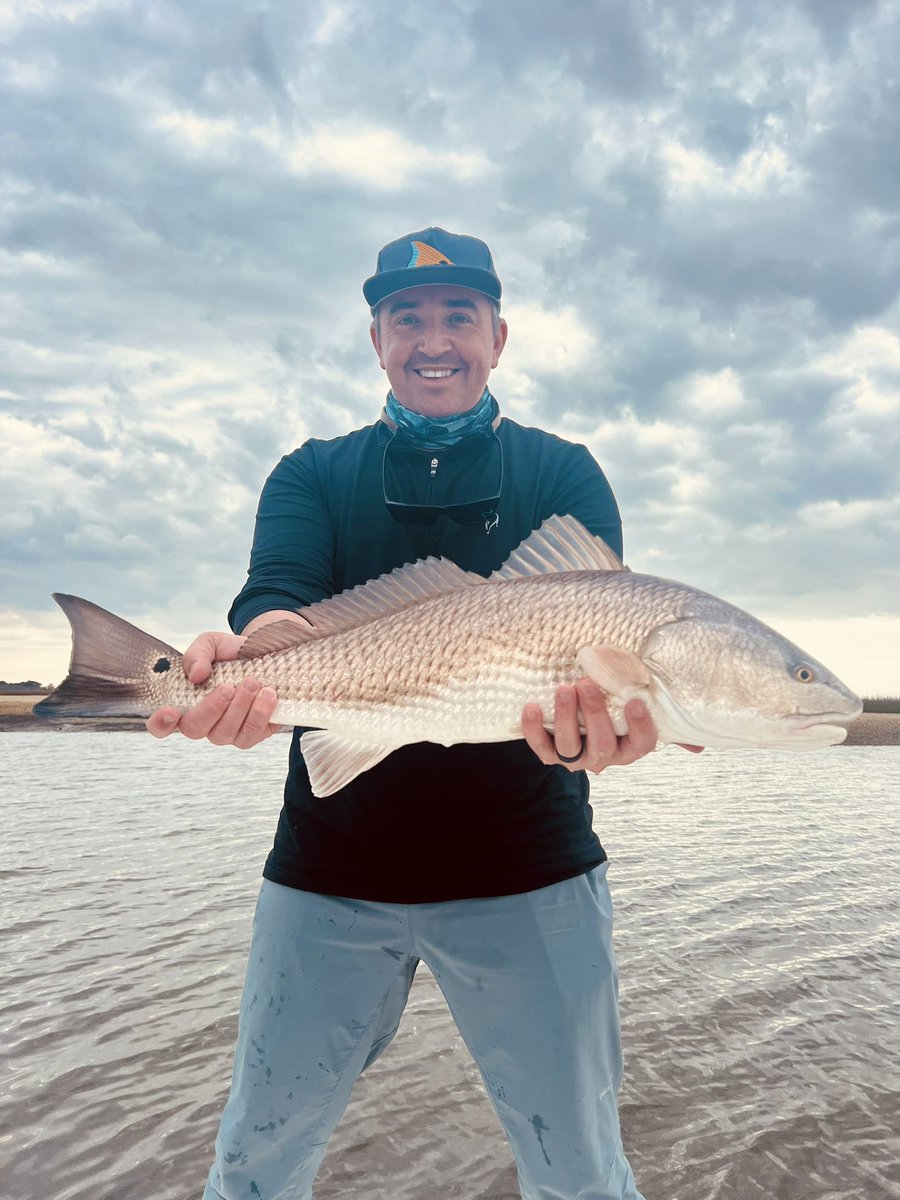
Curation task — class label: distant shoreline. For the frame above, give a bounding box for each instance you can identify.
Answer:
[3,694,899,745]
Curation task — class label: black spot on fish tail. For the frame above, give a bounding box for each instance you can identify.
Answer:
[153,657,171,673]
[34,594,180,718]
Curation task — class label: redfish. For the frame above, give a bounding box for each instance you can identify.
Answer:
[35,515,861,795]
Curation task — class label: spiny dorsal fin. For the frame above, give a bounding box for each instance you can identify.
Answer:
[241,517,623,657]
[239,619,321,659]
[298,556,483,634]
[491,514,628,581]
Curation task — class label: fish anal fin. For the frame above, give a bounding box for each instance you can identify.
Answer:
[300,730,397,797]
[577,645,651,697]
[239,619,320,659]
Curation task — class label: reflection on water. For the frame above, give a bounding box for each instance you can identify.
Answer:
[1,734,898,1200]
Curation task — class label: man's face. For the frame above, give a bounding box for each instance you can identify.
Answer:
[370,284,508,417]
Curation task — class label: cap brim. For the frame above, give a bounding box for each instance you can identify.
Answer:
[363,265,502,309]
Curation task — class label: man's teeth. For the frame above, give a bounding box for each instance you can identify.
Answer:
[416,369,456,378]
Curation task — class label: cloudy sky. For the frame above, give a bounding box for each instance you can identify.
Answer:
[2,0,898,696]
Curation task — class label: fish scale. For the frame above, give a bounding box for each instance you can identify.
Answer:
[263,575,622,722]
[34,515,861,797]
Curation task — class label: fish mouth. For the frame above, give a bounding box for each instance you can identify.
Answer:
[787,706,863,731]
[783,709,862,746]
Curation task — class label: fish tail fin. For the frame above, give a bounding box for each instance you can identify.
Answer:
[33,594,182,719]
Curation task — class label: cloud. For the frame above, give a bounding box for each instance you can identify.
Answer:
[151,105,490,191]
[679,368,749,417]
[1,0,898,693]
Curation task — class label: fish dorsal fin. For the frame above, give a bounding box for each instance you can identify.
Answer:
[241,556,487,657]
[299,557,484,632]
[301,557,483,632]
[491,514,628,581]
[239,619,322,659]
[240,517,622,659]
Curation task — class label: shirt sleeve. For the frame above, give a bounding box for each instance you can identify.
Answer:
[546,441,623,560]
[227,447,336,633]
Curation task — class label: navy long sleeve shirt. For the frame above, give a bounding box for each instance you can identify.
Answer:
[230,414,623,902]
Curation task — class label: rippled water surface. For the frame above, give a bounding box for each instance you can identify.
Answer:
[1,734,898,1200]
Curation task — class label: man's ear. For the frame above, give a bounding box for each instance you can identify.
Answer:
[370,319,386,370]
[492,317,509,369]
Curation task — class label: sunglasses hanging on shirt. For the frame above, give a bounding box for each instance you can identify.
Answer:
[382,426,503,532]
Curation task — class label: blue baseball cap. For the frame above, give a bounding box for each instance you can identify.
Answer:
[363,226,502,312]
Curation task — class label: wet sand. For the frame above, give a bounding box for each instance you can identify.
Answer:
[3,694,898,743]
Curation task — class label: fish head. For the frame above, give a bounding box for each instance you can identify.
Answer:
[641,610,863,750]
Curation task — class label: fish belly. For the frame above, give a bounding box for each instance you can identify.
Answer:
[270,659,563,746]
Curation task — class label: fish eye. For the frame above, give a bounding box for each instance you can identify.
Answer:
[153,657,171,673]
[793,664,815,683]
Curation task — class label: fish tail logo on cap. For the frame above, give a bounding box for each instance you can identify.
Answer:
[363,227,501,310]
[408,241,454,268]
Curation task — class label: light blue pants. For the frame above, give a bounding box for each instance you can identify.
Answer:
[202,864,644,1200]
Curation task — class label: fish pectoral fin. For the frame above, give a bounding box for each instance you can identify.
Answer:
[300,730,397,797]
[576,645,651,695]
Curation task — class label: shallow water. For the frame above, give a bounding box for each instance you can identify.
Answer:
[1,734,898,1200]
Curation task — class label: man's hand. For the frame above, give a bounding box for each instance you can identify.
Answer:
[145,611,302,749]
[522,677,701,774]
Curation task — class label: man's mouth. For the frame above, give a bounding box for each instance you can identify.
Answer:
[412,367,460,379]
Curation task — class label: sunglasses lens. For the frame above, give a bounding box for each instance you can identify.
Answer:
[384,503,441,525]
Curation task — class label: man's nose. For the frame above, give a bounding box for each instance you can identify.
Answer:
[417,320,453,355]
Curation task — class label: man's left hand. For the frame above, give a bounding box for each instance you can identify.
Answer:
[522,678,701,774]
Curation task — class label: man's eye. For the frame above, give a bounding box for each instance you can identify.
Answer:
[449,313,472,323]
[397,315,418,326]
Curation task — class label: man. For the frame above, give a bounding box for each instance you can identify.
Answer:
[150,228,662,1200]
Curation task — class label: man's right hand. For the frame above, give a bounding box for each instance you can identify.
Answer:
[146,624,285,749]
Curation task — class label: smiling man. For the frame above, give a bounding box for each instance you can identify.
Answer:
[150,227,659,1200]
[371,282,507,415]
